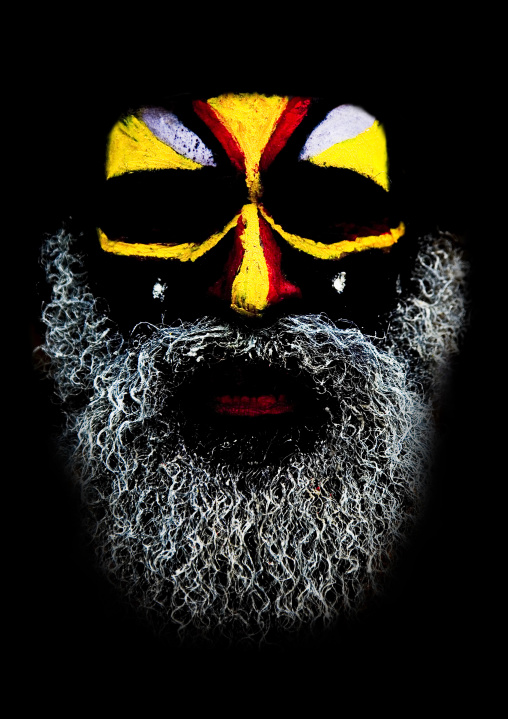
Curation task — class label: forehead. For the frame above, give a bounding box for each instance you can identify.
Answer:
[110,91,385,130]
[105,92,389,187]
[94,89,395,189]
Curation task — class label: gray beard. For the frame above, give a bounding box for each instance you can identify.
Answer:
[40,229,469,645]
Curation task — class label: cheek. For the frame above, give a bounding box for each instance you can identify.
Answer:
[279,237,414,333]
[85,225,413,335]
[85,228,239,332]
[86,196,413,334]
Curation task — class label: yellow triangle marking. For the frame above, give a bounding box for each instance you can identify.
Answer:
[309,120,389,191]
[106,115,203,179]
[206,93,288,200]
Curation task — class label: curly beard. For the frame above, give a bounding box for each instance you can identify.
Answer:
[39,230,468,645]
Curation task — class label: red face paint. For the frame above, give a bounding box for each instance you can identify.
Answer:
[259,212,302,306]
[192,100,246,173]
[260,97,311,172]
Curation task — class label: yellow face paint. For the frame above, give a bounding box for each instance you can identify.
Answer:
[99,94,403,289]
[307,120,389,191]
[106,115,204,180]
[206,93,289,200]
[230,203,270,317]
[97,213,240,261]
[260,207,405,260]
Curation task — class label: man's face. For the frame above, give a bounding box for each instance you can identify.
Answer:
[93,93,407,333]
[40,92,468,644]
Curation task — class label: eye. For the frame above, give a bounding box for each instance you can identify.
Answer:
[140,107,216,167]
[100,105,245,260]
[299,104,389,191]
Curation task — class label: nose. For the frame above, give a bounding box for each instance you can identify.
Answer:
[208,202,302,318]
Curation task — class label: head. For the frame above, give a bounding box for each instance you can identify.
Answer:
[37,89,469,645]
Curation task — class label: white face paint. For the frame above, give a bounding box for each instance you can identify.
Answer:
[152,279,167,301]
[141,107,216,166]
[333,272,346,294]
[299,105,376,161]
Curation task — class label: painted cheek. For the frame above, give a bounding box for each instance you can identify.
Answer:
[208,203,301,317]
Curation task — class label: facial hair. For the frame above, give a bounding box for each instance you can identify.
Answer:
[39,229,468,645]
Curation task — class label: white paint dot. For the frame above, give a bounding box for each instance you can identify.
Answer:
[333,272,346,294]
[153,280,167,301]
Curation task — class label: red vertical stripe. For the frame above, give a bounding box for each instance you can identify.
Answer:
[259,214,302,306]
[260,97,311,171]
[193,100,246,173]
[207,215,246,301]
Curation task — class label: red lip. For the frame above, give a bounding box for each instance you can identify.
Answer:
[212,393,295,417]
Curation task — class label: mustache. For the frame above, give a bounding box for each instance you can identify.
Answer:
[43,298,409,407]
[62,312,418,441]
[64,309,431,486]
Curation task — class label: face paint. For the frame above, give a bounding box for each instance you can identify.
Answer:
[106,112,215,178]
[333,272,346,294]
[196,93,290,200]
[97,94,405,319]
[299,104,390,190]
[97,212,240,261]
[152,279,167,301]
[260,206,405,261]
[207,202,302,316]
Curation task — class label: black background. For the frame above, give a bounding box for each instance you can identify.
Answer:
[13,25,499,710]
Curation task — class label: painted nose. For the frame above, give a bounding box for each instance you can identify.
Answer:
[208,203,302,318]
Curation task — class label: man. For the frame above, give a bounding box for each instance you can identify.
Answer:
[33,83,470,649]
